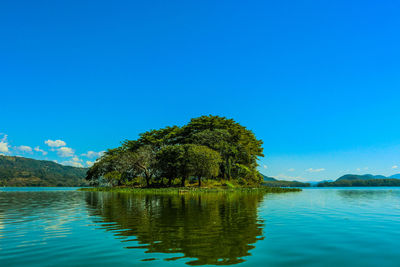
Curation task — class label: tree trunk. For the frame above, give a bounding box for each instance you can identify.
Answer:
[198,176,201,187]
[168,176,172,186]
[181,176,186,187]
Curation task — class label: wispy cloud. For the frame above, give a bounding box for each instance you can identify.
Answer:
[82,150,104,158]
[263,164,268,169]
[34,146,48,155]
[57,147,74,157]
[275,174,305,181]
[288,168,295,172]
[71,156,82,162]
[61,160,83,168]
[392,165,398,169]
[305,168,325,173]
[15,145,33,153]
[45,139,66,148]
[0,134,9,153]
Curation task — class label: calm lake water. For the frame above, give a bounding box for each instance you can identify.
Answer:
[1,188,399,266]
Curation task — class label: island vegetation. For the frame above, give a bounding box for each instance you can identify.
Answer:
[85,115,300,193]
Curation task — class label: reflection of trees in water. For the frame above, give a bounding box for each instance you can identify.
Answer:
[85,192,265,265]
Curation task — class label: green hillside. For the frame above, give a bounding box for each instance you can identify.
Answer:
[260,173,310,187]
[0,155,88,186]
[336,174,387,181]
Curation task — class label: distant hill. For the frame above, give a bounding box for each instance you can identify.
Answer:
[260,173,310,187]
[260,173,277,181]
[317,179,400,187]
[336,174,400,182]
[317,173,400,187]
[337,174,388,181]
[0,155,88,186]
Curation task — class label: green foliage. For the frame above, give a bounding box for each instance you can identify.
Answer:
[0,155,87,186]
[87,115,265,188]
[263,180,311,187]
[185,144,222,186]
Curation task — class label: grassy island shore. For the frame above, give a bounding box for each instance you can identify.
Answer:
[78,186,301,194]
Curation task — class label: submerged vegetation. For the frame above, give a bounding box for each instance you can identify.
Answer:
[86,115,267,188]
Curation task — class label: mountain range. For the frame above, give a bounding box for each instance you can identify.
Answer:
[0,155,88,186]
[336,174,400,181]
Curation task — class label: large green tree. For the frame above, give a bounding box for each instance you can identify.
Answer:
[180,116,263,182]
[185,144,222,187]
[86,115,264,187]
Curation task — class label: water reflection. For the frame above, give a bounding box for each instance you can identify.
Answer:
[337,189,400,201]
[85,192,266,265]
[0,191,84,248]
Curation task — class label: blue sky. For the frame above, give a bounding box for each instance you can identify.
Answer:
[1,0,400,181]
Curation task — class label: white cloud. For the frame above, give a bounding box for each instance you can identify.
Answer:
[356,168,361,171]
[15,145,32,153]
[45,139,66,148]
[288,168,295,172]
[0,142,9,153]
[61,160,84,168]
[392,165,398,169]
[305,168,325,173]
[57,147,74,157]
[86,161,94,167]
[82,150,104,158]
[263,164,268,169]
[72,156,82,162]
[34,146,48,155]
[0,134,9,153]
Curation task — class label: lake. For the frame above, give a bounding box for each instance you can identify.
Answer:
[1,187,399,266]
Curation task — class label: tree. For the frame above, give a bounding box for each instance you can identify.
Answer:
[128,145,158,187]
[181,116,263,181]
[86,148,124,186]
[185,144,222,187]
[155,145,185,186]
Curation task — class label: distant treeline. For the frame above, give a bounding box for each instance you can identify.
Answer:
[317,178,400,187]
[263,180,311,187]
[0,155,87,186]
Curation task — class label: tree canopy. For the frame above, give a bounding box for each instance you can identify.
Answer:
[86,115,264,187]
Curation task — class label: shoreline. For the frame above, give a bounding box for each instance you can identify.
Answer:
[78,186,302,194]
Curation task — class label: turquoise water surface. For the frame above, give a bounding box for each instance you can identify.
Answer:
[0,187,399,266]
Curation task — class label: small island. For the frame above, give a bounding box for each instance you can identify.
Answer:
[83,115,300,193]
